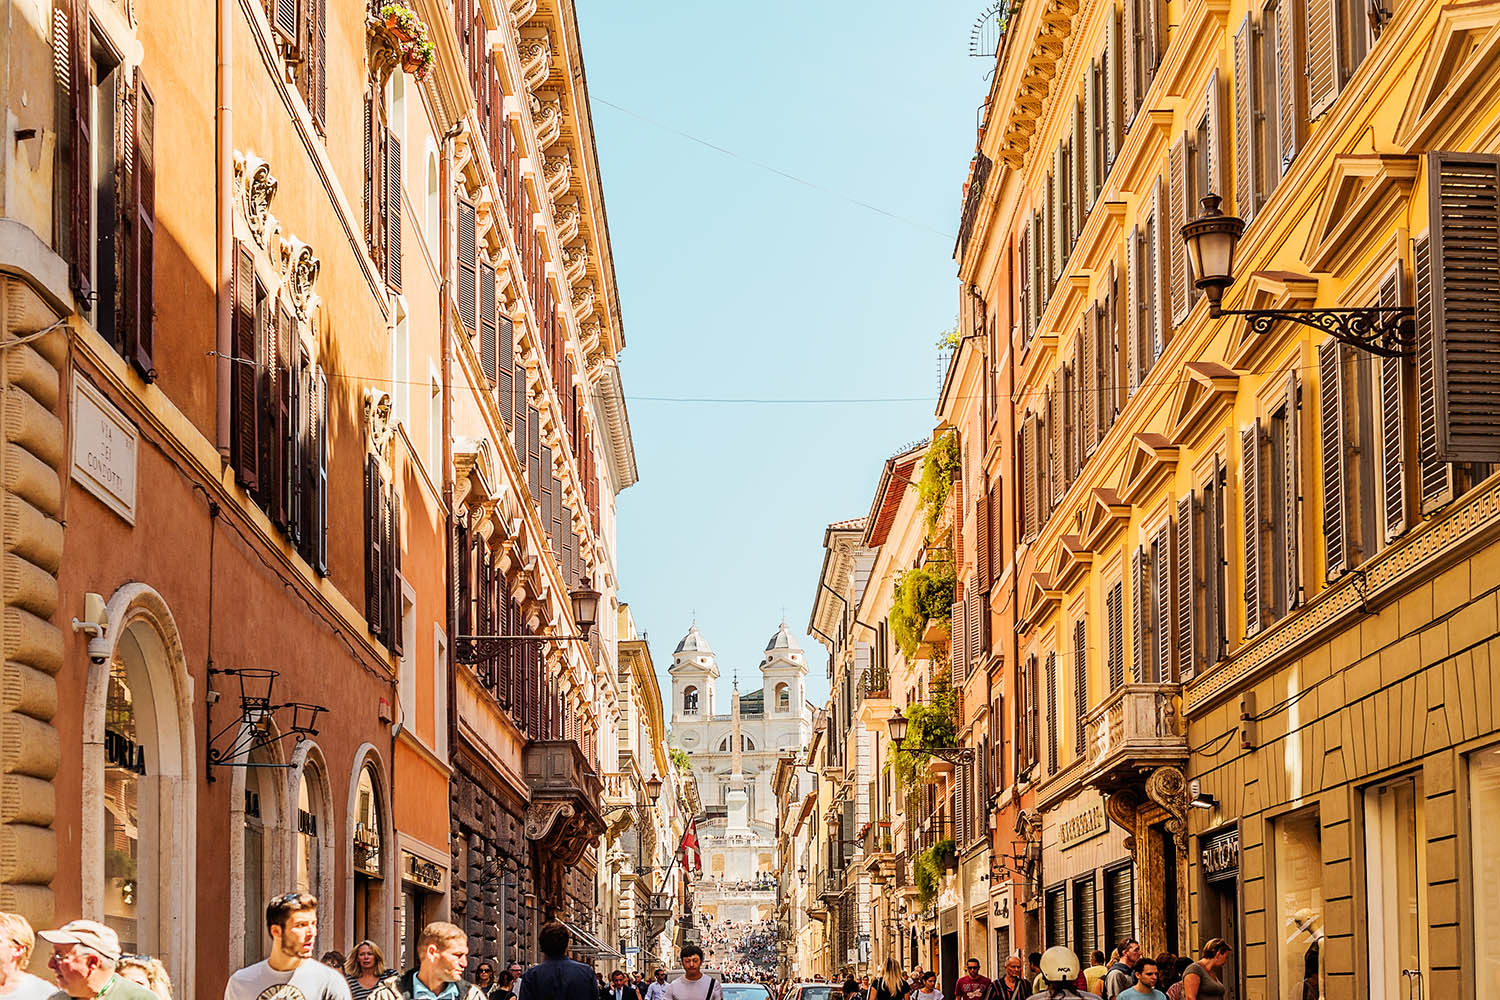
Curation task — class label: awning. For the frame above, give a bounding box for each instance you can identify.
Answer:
[565,921,623,962]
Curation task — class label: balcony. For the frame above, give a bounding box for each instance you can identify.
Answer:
[1082,683,1187,791]
[523,740,606,866]
[817,869,843,902]
[859,820,895,874]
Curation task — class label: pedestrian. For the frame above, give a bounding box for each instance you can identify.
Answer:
[645,971,669,1000]
[903,970,924,1000]
[1082,953,1107,997]
[117,956,172,1000]
[472,962,496,998]
[40,920,156,1000]
[869,957,903,1000]
[1148,958,1175,998]
[507,964,525,1000]
[519,922,597,1000]
[1028,955,1045,995]
[346,941,389,1000]
[602,970,641,1000]
[1101,941,1141,1000]
[0,913,63,1000]
[665,945,721,1000]
[493,971,516,1000]
[994,957,1031,1000]
[1033,948,1099,1000]
[324,954,349,970]
[956,958,991,1000]
[368,922,486,1000]
[223,894,354,1000]
[912,971,941,1000]
[842,974,860,1000]
[1119,960,1165,1000]
[1177,941,1228,1000]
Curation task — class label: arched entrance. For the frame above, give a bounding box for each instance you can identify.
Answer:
[347,748,394,952]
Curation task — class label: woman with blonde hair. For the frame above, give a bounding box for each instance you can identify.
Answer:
[869,957,905,1000]
[117,955,173,1000]
[344,940,388,1000]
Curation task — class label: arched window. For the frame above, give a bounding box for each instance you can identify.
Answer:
[241,737,282,965]
[103,657,143,954]
[295,763,329,901]
[352,766,385,943]
[717,735,756,752]
[683,686,699,715]
[775,683,790,712]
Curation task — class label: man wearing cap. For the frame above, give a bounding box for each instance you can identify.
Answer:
[225,893,352,1000]
[40,920,154,1000]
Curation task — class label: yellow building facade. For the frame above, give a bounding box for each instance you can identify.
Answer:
[960,0,1500,997]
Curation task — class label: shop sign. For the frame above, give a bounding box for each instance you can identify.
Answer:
[404,850,445,889]
[353,821,382,876]
[1056,790,1108,850]
[991,884,1012,923]
[1202,829,1239,883]
[71,376,138,524]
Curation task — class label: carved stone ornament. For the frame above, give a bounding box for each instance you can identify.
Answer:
[509,0,538,28]
[1144,765,1189,852]
[234,151,278,248]
[563,242,589,284]
[525,799,576,840]
[519,29,551,91]
[543,150,572,199]
[279,236,321,320]
[532,93,563,148]
[579,317,602,347]
[571,280,595,317]
[553,200,580,244]
[1104,789,1140,863]
[365,12,403,81]
[364,387,396,455]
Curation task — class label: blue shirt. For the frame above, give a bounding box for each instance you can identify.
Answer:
[412,980,460,1000]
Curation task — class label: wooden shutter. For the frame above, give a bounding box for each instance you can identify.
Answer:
[365,455,384,637]
[1318,338,1348,579]
[1021,417,1036,539]
[1204,68,1224,206]
[1143,0,1159,91]
[1211,457,1227,660]
[1124,0,1140,125]
[1085,60,1100,206]
[1413,234,1456,512]
[1283,372,1301,610]
[1150,178,1168,362]
[390,486,404,655]
[1044,651,1058,773]
[953,597,967,685]
[497,315,515,427]
[123,70,156,381]
[1378,268,1408,540]
[62,0,92,300]
[1275,0,1301,174]
[1131,545,1147,681]
[1049,377,1062,509]
[386,130,402,290]
[1073,619,1088,755]
[479,261,497,385]
[298,356,316,561]
[1426,152,1500,463]
[1082,309,1097,454]
[968,591,982,674]
[1026,213,1040,338]
[271,303,292,529]
[1126,226,1139,393]
[1242,420,1263,637]
[315,366,329,574]
[232,242,259,491]
[1107,3,1122,157]
[1176,493,1196,677]
[1233,16,1257,221]
[1072,99,1085,236]
[457,199,477,333]
[1153,521,1172,682]
[363,97,376,242]
[976,486,990,590]
[1106,581,1125,689]
[273,0,298,47]
[1305,0,1337,117]
[1169,134,1190,326]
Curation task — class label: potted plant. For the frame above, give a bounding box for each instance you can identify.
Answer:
[377,5,435,80]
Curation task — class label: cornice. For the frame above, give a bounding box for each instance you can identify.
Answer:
[1117,433,1179,505]
[1302,155,1419,275]
[1394,0,1500,151]
[1166,362,1239,450]
[997,0,1083,170]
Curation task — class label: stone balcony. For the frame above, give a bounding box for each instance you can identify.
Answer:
[523,739,606,865]
[1082,682,1188,791]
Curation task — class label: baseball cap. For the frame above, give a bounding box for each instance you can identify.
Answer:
[39,921,121,962]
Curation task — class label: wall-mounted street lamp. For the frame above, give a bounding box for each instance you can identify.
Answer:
[1180,193,1413,358]
[886,708,975,764]
[458,578,601,661]
[645,773,663,804]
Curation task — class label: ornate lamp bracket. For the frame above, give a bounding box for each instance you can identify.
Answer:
[1217,304,1413,358]
[205,667,327,781]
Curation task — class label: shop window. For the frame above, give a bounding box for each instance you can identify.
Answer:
[104,658,142,954]
[1273,808,1323,1000]
[1044,884,1067,948]
[1471,746,1500,998]
[296,767,324,899]
[352,766,385,944]
[1363,774,1427,1000]
[1072,874,1097,961]
[241,744,278,966]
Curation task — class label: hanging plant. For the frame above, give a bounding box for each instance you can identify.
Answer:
[918,430,961,535]
[888,562,956,658]
[377,5,436,80]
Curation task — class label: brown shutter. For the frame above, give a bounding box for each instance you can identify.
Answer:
[271,303,292,529]
[1211,456,1228,660]
[1126,226,1140,393]
[1176,492,1196,677]
[1049,376,1062,509]
[1072,99,1085,236]
[976,486,990,591]
[363,97,375,243]
[297,352,315,559]
[1044,651,1058,773]
[313,0,326,128]
[1131,545,1147,681]
[232,242,259,491]
[968,592,982,674]
[1378,267,1409,540]
[316,366,329,574]
[1124,0,1140,126]
[1242,420,1263,637]
[1082,309,1097,454]
[1426,152,1500,463]
[457,199,477,333]
[62,0,92,301]
[1233,16,1256,221]
[255,293,274,498]
[1072,619,1088,755]
[1169,134,1190,326]
[1413,234,1456,512]
[1150,178,1168,362]
[479,261,497,385]
[1204,68,1224,203]
[273,0,298,48]
[390,486,404,655]
[1085,60,1100,207]
[1021,417,1035,540]
[1153,521,1172,682]
[497,316,515,427]
[953,597,968,686]
[1283,372,1301,610]
[1275,0,1302,174]
[1106,581,1125,689]
[365,455,383,636]
[1143,0,1159,90]
[386,129,402,290]
[1318,337,1348,579]
[124,70,156,381]
[1305,0,1337,117]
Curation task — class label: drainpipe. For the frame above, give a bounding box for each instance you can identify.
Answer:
[442,126,458,791]
[215,0,233,456]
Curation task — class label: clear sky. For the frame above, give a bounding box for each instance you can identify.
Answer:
[575,0,989,714]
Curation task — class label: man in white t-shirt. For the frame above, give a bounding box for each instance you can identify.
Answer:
[224,893,354,1000]
[664,947,720,1000]
[0,913,63,1000]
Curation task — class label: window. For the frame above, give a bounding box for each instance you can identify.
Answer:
[1072,619,1088,755]
[1044,651,1058,773]
[266,0,327,131]
[241,744,277,965]
[295,767,325,898]
[1131,521,1174,684]
[1045,884,1067,948]
[364,455,402,654]
[683,686,699,715]
[776,683,790,713]
[1273,808,1323,1000]
[1363,774,1427,1000]
[1243,375,1302,637]
[1103,863,1134,951]
[1017,653,1039,777]
[1072,874,1098,961]
[1126,198,1160,393]
[1470,745,1500,997]
[1105,580,1125,689]
[1178,460,1229,676]
[1123,0,1160,125]
[365,84,401,290]
[103,658,142,954]
[1234,8,1280,223]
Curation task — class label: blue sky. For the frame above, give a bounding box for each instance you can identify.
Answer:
[575,0,987,712]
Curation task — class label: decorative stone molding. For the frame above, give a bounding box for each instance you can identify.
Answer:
[570,280,594,318]
[1144,765,1189,852]
[1103,789,1140,862]
[997,0,1081,169]
[519,29,551,91]
[364,388,395,455]
[543,150,571,199]
[1302,155,1419,275]
[278,236,321,320]
[563,242,589,284]
[509,0,538,28]
[553,200,580,244]
[532,93,563,148]
[234,152,278,249]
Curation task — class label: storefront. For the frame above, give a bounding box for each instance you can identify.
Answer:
[989,882,1013,970]
[1198,827,1239,1000]
[399,841,450,970]
[1039,788,1134,959]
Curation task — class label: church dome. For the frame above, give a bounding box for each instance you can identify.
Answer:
[675,623,713,654]
[764,621,802,653]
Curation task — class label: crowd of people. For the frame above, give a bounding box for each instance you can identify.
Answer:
[694,915,776,981]
[825,938,1234,1000]
[0,912,174,1000]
